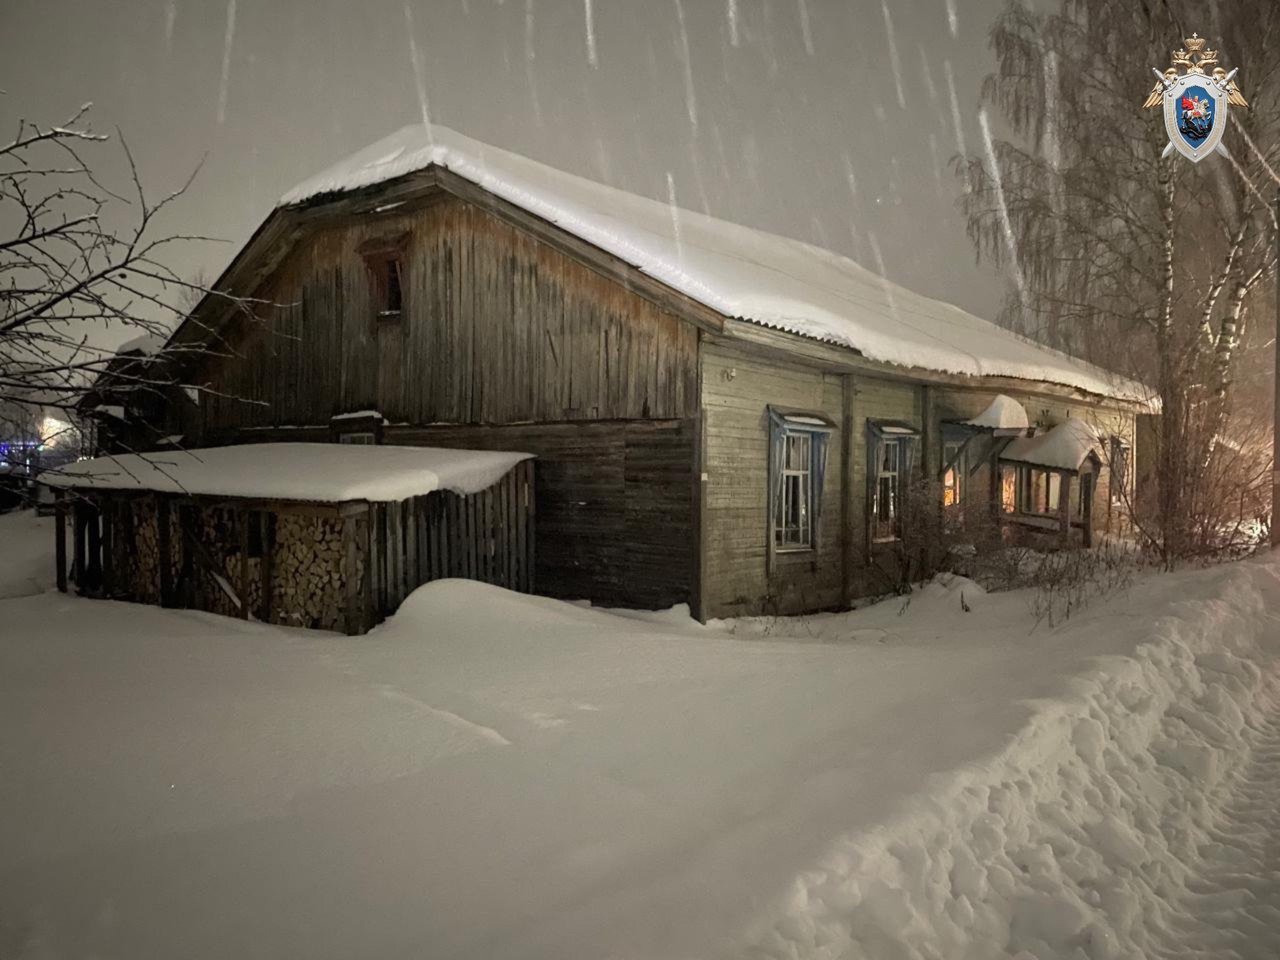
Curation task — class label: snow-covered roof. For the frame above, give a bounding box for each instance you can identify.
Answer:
[1000,418,1099,471]
[282,123,1150,403]
[44,443,532,502]
[963,394,1030,431]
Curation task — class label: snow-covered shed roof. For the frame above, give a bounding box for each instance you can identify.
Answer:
[963,394,1030,431]
[45,443,532,503]
[282,123,1149,404]
[115,332,166,356]
[1000,419,1099,472]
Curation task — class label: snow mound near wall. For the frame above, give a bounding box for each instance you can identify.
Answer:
[745,557,1280,960]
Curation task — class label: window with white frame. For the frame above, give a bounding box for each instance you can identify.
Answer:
[338,432,376,445]
[776,431,813,549]
[769,410,833,555]
[867,421,918,544]
[872,439,902,541]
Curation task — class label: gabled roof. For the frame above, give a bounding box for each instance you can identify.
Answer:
[281,123,1150,404]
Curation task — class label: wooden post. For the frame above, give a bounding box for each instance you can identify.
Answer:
[85,498,102,595]
[260,511,275,623]
[72,502,86,593]
[342,510,363,635]
[54,491,67,593]
[840,377,854,609]
[363,504,375,627]
[1059,473,1073,547]
[1273,189,1279,547]
[237,507,251,619]
[100,498,114,597]
[1081,473,1095,549]
[157,496,173,607]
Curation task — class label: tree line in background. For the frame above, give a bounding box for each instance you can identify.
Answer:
[960,0,1278,561]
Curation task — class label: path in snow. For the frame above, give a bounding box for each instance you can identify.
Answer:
[1162,684,1280,959]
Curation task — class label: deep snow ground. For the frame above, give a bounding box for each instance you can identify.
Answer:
[1,509,1278,959]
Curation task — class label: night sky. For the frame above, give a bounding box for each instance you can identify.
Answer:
[2,0,1022,350]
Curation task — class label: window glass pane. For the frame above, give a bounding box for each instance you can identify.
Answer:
[1001,467,1017,513]
[773,424,818,550]
[1047,473,1061,511]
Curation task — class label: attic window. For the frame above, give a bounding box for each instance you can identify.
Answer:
[378,257,403,319]
[358,233,410,323]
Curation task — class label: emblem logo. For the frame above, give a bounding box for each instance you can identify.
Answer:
[1142,34,1248,163]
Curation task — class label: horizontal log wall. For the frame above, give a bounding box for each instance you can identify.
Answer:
[195,193,698,433]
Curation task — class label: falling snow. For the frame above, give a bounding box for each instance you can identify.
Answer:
[944,0,959,38]
[978,108,1031,324]
[216,0,236,125]
[583,0,598,68]
[881,1,907,110]
[944,58,967,157]
[796,0,814,57]
[404,4,435,138]
[673,0,698,127]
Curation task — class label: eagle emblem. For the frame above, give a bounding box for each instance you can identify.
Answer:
[1142,34,1248,163]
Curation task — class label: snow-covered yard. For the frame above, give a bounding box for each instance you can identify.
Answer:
[1,508,1278,959]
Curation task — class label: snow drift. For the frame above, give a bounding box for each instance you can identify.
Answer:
[3,497,1279,959]
[745,556,1280,960]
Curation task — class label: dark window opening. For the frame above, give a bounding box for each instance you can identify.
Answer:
[380,258,403,318]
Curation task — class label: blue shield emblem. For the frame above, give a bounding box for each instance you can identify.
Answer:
[1163,73,1227,162]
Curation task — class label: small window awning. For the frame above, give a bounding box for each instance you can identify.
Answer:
[1000,418,1099,472]
[868,419,919,437]
[768,408,836,432]
[43,443,533,503]
[957,394,1030,434]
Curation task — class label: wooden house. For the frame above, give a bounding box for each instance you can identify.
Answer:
[131,123,1152,622]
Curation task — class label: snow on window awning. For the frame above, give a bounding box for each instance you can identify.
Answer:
[278,123,1152,404]
[44,443,533,502]
[1000,419,1099,472]
[963,394,1029,432]
[770,409,836,431]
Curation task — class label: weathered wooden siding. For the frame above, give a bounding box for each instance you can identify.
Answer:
[387,421,695,611]
[195,193,699,431]
[846,376,924,597]
[700,342,845,618]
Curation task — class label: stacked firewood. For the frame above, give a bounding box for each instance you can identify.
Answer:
[271,515,348,630]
